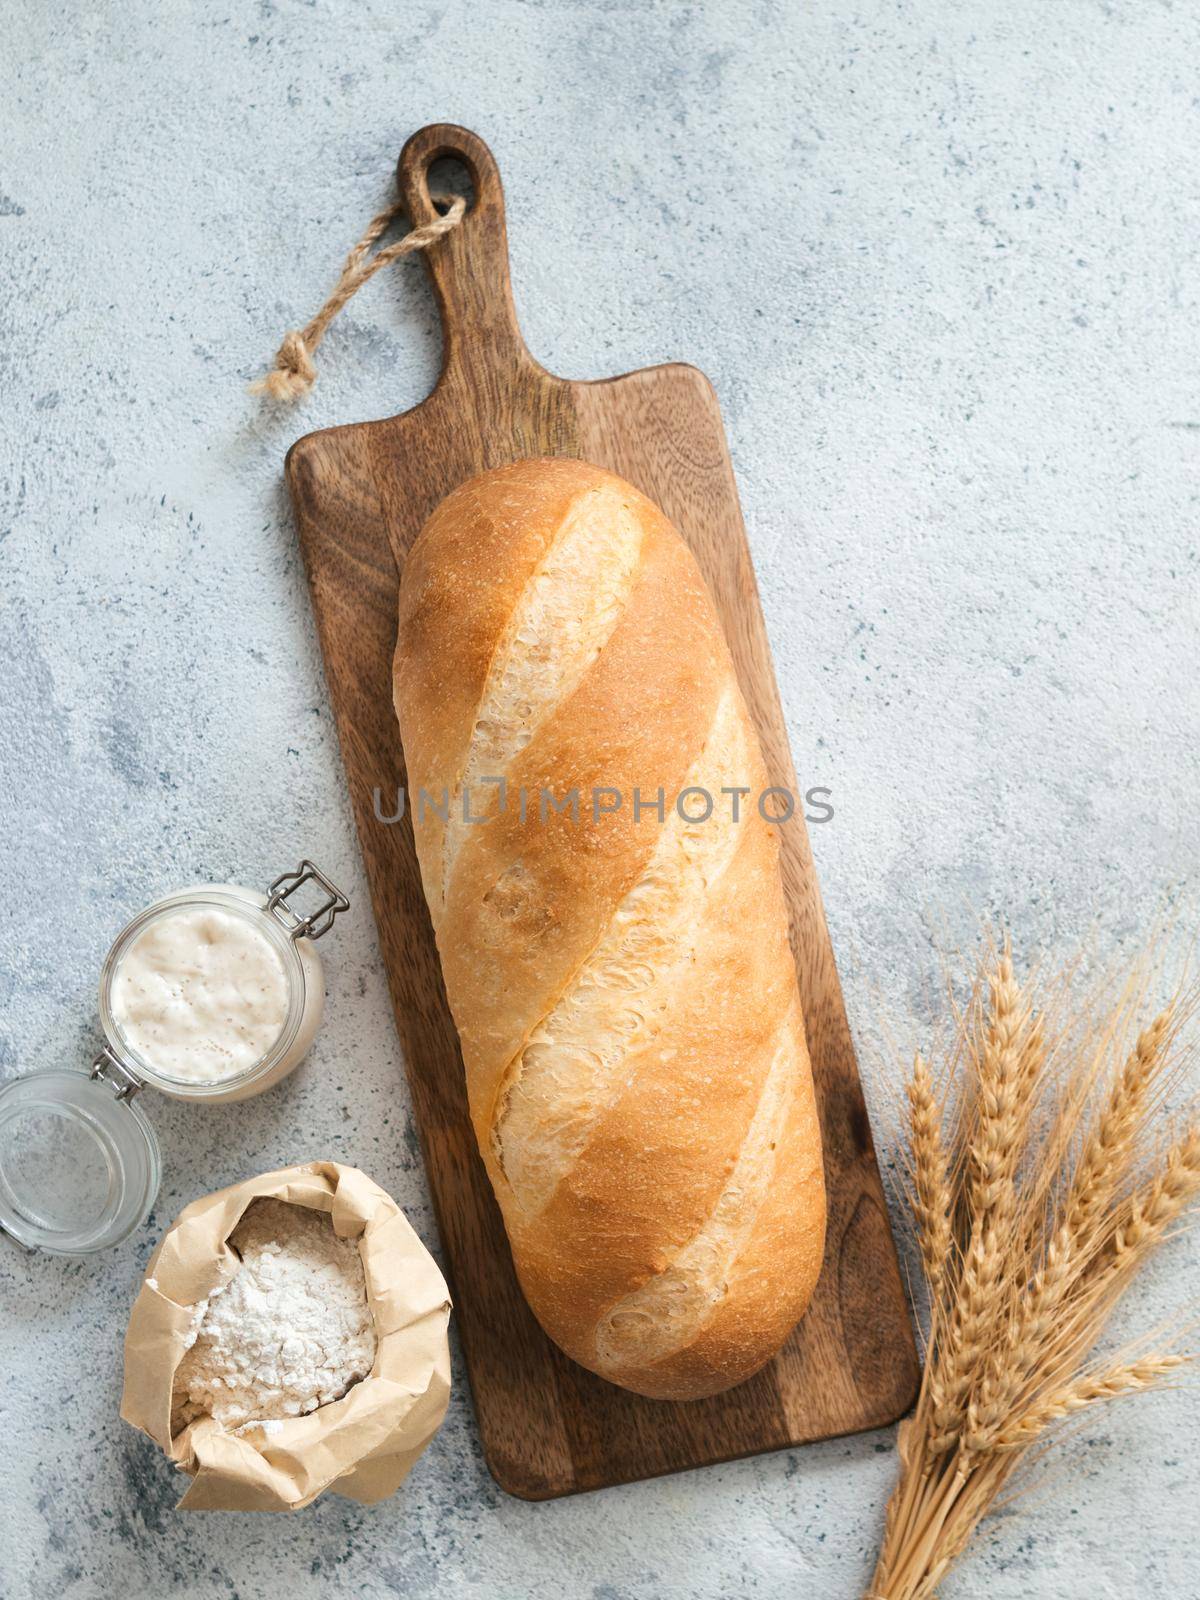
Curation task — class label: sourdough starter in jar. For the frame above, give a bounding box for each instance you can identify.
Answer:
[98,871,344,1104]
[110,906,291,1085]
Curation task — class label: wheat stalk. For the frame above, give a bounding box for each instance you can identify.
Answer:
[868,939,1197,1600]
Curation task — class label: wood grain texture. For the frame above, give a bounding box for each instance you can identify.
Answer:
[285,124,918,1498]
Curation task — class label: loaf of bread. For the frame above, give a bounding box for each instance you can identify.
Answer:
[393,458,825,1400]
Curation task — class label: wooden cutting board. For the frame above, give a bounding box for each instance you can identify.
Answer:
[286,123,918,1499]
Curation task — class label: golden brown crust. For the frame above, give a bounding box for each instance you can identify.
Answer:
[618,1061,826,1400]
[394,458,826,1400]
[441,520,725,1115]
[395,459,590,896]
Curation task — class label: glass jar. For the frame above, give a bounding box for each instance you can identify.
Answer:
[98,879,335,1105]
[0,861,348,1255]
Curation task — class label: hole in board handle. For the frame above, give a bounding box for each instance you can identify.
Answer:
[426,154,475,217]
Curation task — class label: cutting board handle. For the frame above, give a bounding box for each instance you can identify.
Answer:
[398,124,536,383]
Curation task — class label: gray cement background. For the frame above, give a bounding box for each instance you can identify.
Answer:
[2,2,1198,1595]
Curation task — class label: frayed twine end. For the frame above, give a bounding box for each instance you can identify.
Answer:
[248,330,317,403]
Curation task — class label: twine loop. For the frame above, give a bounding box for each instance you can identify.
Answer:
[251,191,467,402]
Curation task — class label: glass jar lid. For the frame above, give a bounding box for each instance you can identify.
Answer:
[0,1066,161,1254]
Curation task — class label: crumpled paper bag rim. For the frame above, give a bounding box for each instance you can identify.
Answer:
[120,1161,451,1511]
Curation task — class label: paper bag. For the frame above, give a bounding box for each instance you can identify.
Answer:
[121,1161,452,1511]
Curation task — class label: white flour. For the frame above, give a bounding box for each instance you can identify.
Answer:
[172,1198,377,1432]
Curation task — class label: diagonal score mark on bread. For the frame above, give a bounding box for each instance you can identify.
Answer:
[594,1007,801,1375]
[436,486,643,924]
[493,682,749,1214]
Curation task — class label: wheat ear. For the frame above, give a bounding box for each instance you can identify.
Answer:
[994,1354,1187,1450]
[1105,1129,1200,1274]
[908,1054,952,1302]
[929,952,1024,1452]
